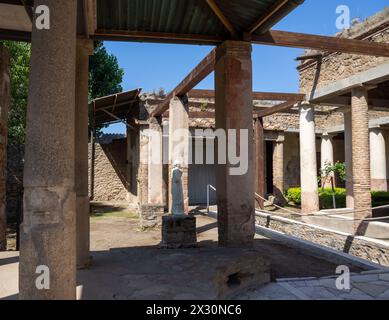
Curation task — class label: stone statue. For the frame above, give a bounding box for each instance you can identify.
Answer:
[171,161,185,216]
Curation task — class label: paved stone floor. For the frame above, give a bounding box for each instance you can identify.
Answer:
[0,203,387,300]
[234,270,389,300]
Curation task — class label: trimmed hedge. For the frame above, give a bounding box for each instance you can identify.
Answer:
[286,187,389,209]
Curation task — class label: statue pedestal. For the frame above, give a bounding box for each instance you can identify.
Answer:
[160,215,197,249]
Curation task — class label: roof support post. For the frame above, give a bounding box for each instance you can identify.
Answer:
[215,41,255,247]
[75,38,93,270]
[20,0,78,299]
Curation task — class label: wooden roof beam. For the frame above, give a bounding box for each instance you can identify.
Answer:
[188,89,305,101]
[252,30,389,57]
[249,0,288,34]
[205,0,238,39]
[256,99,302,118]
[151,49,216,117]
[93,29,223,46]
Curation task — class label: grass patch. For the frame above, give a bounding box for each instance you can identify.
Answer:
[90,205,138,220]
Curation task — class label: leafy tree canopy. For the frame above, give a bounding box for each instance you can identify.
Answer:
[0,40,124,144]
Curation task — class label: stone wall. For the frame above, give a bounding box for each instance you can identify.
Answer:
[89,138,134,203]
[299,8,389,94]
[256,213,389,267]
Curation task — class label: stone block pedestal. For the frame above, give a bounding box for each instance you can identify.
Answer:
[161,215,197,249]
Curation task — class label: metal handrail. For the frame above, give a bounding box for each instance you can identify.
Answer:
[207,184,216,214]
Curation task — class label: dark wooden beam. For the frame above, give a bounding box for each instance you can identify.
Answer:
[257,99,300,118]
[93,29,223,46]
[205,0,237,39]
[252,30,389,57]
[20,0,33,23]
[0,29,31,42]
[0,0,33,5]
[151,49,216,117]
[188,89,306,101]
[249,0,288,34]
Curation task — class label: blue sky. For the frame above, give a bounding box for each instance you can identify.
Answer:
[103,0,388,134]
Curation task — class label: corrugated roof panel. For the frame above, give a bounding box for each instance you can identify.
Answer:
[95,0,303,42]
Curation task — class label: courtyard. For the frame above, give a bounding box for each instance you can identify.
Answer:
[0,0,389,302]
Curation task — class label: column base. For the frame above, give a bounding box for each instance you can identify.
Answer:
[301,191,320,214]
[138,204,165,230]
[160,215,197,249]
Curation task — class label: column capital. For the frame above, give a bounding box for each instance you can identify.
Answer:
[216,40,252,61]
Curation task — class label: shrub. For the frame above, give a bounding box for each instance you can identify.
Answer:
[286,188,389,209]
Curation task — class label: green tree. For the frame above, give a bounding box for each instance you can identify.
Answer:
[88,41,124,100]
[1,40,124,143]
[1,41,30,144]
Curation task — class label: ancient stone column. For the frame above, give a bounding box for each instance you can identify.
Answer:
[273,133,285,204]
[343,109,354,208]
[299,104,319,214]
[351,86,372,223]
[320,133,334,188]
[20,0,78,299]
[75,39,93,269]
[0,45,10,251]
[168,96,189,213]
[370,128,387,191]
[215,41,255,247]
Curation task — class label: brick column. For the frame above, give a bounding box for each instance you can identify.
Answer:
[343,109,354,208]
[370,128,387,191]
[75,39,93,269]
[299,104,319,214]
[0,45,10,251]
[168,96,189,213]
[215,41,254,247]
[320,133,334,188]
[351,86,372,224]
[20,0,78,299]
[273,133,285,204]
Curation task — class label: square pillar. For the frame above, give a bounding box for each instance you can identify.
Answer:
[20,0,78,299]
[0,45,10,251]
[299,104,319,214]
[370,128,387,191]
[351,86,372,225]
[137,118,165,229]
[168,96,189,213]
[254,118,265,209]
[75,39,93,269]
[148,117,164,205]
[343,109,354,208]
[215,41,255,247]
[272,133,285,204]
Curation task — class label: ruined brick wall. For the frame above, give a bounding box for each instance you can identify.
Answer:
[299,8,389,94]
[89,138,134,203]
[256,213,389,266]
